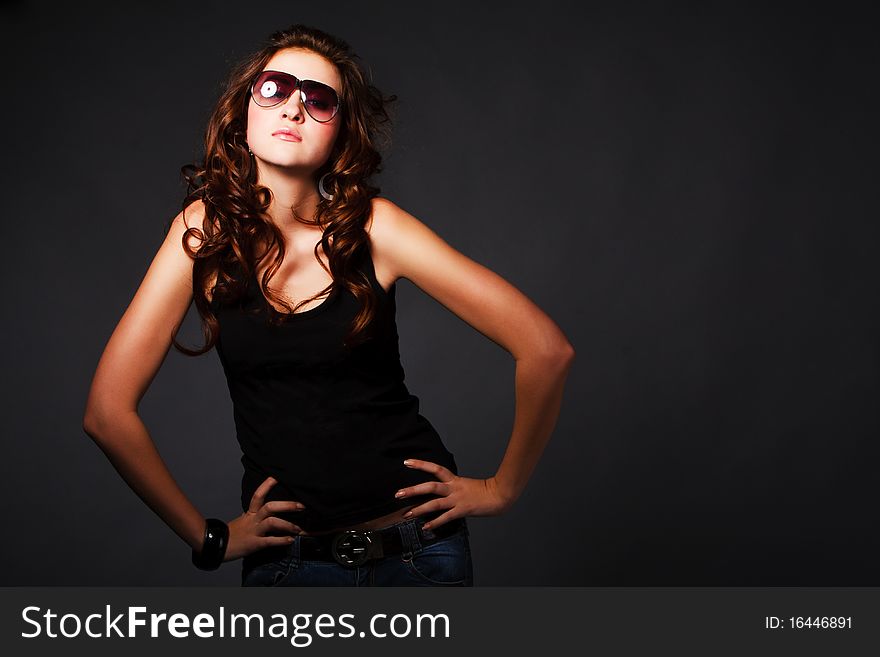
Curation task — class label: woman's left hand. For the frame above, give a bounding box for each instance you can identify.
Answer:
[394,459,513,530]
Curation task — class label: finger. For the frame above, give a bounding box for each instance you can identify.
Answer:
[261,535,296,548]
[247,476,278,514]
[421,509,460,532]
[262,516,302,535]
[404,459,454,482]
[262,500,306,515]
[403,498,449,520]
[395,481,449,499]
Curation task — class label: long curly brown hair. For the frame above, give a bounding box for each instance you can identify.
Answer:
[170,24,396,356]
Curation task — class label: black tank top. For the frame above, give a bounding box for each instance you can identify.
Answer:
[211,244,458,532]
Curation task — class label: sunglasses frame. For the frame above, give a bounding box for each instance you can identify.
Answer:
[250,70,342,123]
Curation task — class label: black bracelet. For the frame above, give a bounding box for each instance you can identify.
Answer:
[192,518,229,571]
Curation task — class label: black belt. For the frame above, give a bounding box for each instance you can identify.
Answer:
[301,517,464,568]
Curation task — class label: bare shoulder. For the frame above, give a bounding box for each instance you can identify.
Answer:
[365,195,465,285]
[365,195,454,288]
[364,195,573,360]
[169,198,209,257]
[365,196,408,293]
[167,199,217,298]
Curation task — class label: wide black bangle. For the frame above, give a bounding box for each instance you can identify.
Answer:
[192,518,229,571]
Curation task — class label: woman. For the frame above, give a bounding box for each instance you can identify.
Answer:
[83,24,575,587]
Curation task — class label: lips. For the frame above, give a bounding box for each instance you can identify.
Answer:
[272,130,302,142]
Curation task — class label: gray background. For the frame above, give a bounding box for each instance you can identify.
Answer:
[0,0,876,585]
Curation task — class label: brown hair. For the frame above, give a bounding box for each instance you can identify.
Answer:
[170,24,396,356]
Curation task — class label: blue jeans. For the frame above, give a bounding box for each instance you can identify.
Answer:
[241,517,473,587]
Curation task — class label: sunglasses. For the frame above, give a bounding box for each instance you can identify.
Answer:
[250,70,342,123]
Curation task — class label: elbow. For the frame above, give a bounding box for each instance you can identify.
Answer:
[524,340,575,367]
[82,407,105,442]
[557,341,575,364]
[82,388,107,440]
[545,330,575,364]
[541,322,575,365]
[82,398,131,445]
[514,331,576,365]
[553,342,576,372]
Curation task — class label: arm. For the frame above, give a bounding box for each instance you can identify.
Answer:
[367,198,575,526]
[82,202,301,560]
[83,204,206,549]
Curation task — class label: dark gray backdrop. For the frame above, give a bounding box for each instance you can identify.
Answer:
[0,0,876,585]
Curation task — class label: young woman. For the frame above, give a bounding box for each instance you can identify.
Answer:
[83,24,575,587]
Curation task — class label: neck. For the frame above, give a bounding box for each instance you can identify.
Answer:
[256,162,323,233]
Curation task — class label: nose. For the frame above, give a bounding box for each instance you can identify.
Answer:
[280,90,304,122]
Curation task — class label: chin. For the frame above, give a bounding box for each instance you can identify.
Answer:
[260,157,310,169]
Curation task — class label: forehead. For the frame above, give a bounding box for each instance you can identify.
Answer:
[263,48,341,91]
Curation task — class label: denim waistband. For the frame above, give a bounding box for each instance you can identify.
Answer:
[242,515,466,572]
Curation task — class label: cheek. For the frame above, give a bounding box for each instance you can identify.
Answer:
[246,105,266,141]
[320,124,342,154]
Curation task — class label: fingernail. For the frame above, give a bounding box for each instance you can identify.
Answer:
[403,459,412,466]
[403,511,412,518]
[395,491,405,498]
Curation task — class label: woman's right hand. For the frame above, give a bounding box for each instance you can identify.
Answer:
[223,476,305,562]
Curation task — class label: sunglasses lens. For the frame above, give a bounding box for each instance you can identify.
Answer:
[251,71,340,122]
[252,71,295,107]
[301,80,340,122]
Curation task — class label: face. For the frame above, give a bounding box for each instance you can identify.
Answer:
[246,48,343,175]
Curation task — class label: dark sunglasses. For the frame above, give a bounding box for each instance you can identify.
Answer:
[250,70,342,123]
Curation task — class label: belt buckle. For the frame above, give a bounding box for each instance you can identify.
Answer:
[331,530,373,567]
